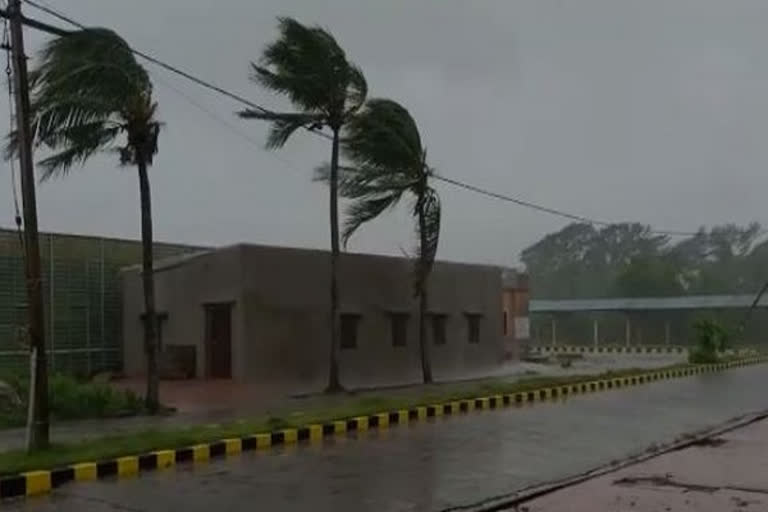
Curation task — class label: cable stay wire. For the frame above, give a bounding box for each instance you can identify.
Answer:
[18,0,715,238]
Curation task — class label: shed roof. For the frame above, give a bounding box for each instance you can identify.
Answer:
[530,294,766,312]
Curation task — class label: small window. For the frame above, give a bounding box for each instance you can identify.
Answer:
[466,313,482,344]
[390,313,409,347]
[340,314,360,349]
[432,314,447,345]
[141,312,169,350]
[503,311,508,336]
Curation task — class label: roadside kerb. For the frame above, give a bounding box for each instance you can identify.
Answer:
[531,345,689,355]
[530,345,758,356]
[1,356,765,501]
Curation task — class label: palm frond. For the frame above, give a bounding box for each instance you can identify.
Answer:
[237,110,322,149]
[34,29,150,111]
[343,63,368,117]
[314,163,413,199]
[37,124,122,180]
[343,98,423,175]
[248,17,367,125]
[254,18,346,114]
[414,187,441,296]
[13,28,161,173]
[341,192,402,247]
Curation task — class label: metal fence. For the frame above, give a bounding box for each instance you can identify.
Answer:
[0,228,205,376]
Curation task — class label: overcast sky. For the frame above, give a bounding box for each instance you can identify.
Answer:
[2,0,767,267]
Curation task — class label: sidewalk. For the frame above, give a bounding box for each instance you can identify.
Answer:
[518,414,768,511]
[0,356,679,452]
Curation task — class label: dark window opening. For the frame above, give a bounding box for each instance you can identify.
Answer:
[141,312,169,351]
[204,303,232,379]
[466,313,481,344]
[431,314,447,345]
[503,311,508,336]
[390,313,409,347]
[340,314,360,349]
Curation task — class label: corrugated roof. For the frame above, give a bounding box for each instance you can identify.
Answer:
[530,294,767,312]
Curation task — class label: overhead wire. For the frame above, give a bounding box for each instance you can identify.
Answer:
[18,0,711,237]
[150,72,310,177]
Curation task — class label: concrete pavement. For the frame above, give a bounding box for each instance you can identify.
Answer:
[518,415,768,511]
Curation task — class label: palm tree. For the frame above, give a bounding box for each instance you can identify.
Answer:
[317,99,441,383]
[238,17,367,392]
[16,28,163,412]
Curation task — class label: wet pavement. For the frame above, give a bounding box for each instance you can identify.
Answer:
[522,415,768,511]
[5,364,767,511]
[0,354,683,451]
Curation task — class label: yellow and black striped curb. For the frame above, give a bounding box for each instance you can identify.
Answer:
[531,345,689,354]
[1,356,766,501]
[531,345,759,356]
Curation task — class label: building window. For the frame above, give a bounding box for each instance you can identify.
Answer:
[466,313,482,344]
[431,314,447,345]
[390,313,409,347]
[340,314,360,349]
[503,311,508,336]
[141,312,169,350]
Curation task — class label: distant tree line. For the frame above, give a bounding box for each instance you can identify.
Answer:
[522,222,766,299]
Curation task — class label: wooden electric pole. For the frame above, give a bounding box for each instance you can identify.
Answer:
[8,0,49,450]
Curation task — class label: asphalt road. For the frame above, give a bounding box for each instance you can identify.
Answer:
[8,364,768,512]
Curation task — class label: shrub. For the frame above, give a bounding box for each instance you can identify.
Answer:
[0,373,144,428]
[688,347,720,364]
[688,319,729,364]
[49,375,144,420]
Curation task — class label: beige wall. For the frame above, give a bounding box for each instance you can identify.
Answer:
[122,243,505,393]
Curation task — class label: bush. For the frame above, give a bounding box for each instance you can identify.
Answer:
[688,319,730,364]
[49,375,144,420]
[688,347,720,364]
[0,373,144,428]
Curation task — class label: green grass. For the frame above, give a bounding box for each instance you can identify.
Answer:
[0,363,697,476]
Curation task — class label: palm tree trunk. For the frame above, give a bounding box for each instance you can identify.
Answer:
[137,158,159,413]
[418,194,433,384]
[326,127,342,392]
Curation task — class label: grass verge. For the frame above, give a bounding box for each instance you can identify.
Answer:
[0,363,695,476]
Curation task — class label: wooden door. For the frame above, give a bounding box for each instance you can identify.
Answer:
[205,303,232,378]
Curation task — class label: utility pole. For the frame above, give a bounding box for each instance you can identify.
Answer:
[8,0,49,450]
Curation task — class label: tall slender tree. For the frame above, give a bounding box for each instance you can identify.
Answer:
[317,99,441,383]
[239,17,367,391]
[10,29,163,411]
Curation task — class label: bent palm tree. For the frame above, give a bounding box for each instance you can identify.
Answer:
[239,17,367,391]
[15,29,163,411]
[317,99,441,383]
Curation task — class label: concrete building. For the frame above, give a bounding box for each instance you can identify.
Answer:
[121,243,527,392]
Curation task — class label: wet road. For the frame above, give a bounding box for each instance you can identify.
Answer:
[9,364,768,512]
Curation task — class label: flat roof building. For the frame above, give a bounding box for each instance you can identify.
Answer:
[121,244,526,393]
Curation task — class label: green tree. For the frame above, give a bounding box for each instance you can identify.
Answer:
[15,29,163,412]
[612,256,683,297]
[317,99,441,383]
[239,17,367,391]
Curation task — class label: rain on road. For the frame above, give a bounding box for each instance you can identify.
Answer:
[8,364,768,512]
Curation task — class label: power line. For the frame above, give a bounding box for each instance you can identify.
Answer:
[16,0,712,237]
[432,175,699,237]
[22,0,334,141]
[150,72,310,177]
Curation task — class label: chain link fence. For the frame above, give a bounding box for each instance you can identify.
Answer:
[0,228,205,376]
